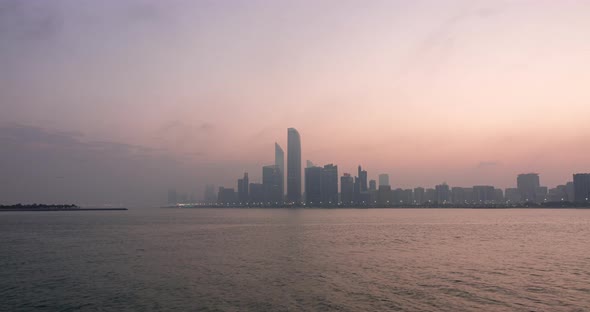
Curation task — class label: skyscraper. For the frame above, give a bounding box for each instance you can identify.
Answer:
[304,166,322,206]
[237,172,249,203]
[435,183,450,203]
[573,173,590,203]
[517,173,540,202]
[321,164,339,205]
[287,128,302,203]
[341,173,354,204]
[358,165,368,192]
[378,174,390,187]
[275,143,285,197]
[263,165,282,204]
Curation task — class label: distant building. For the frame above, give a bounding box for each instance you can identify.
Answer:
[573,173,590,203]
[321,164,339,205]
[435,183,450,203]
[287,128,302,203]
[237,172,249,203]
[341,173,354,204]
[217,187,237,204]
[204,184,216,203]
[369,180,377,191]
[275,143,285,197]
[378,185,392,206]
[473,186,495,203]
[535,186,548,203]
[505,188,520,203]
[305,166,322,206]
[263,165,282,204]
[378,174,390,187]
[402,189,413,205]
[358,166,368,192]
[249,183,264,203]
[548,185,568,202]
[517,173,540,202]
[566,182,575,202]
[494,188,504,203]
[425,188,436,203]
[414,187,425,204]
[451,187,469,204]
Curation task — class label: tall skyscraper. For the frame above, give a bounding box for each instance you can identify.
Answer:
[358,165,368,192]
[287,128,302,203]
[237,172,249,203]
[573,173,590,203]
[414,187,425,204]
[435,183,450,203]
[321,164,339,205]
[341,173,354,204]
[305,166,322,206]
[275,143,285,197]
[378,174,390,187]
[517,173,540,202]
[263,165,282,204]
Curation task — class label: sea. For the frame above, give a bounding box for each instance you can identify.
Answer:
[1,208,589,311]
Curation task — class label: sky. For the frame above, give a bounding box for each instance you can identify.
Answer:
[1,0,590,205]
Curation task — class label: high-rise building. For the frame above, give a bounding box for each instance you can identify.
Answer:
[287,128,302,203]
[369,180,377,191]
[573,173,590,203]
[473,185,495,203]
[321,164,338,205]
[414,187,425,204]
[435,183,450,203]
[237,172,249,203]
[263,165,282,204]
[505,188,520,203]
[217,187,236,204]
[425,188,436,203]
[548,185,568,202]
[566,182,575,202]
[378,174,390,187]
[358,165,368,192]
[249,183,264,203]
[378,185,392,206]
[305,166,322,206]
[494,188,504,203]
[204,184,216,203]
[535,186,548,203]
[451,187,468,204]
[341,173,354,204]
[275,143,285,197]
[517,173,540,202]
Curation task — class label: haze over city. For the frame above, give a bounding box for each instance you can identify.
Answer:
[2,0,590,205]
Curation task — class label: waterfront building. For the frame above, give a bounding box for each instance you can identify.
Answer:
[517,173,540,202]
[287,128,302,203]
[573,173,590,203]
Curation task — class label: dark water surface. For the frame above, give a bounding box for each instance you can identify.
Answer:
[1,208,590,311]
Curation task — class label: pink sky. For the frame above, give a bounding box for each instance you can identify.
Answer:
[1,0,590,203]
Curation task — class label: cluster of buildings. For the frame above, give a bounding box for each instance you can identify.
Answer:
[170,128,590,207]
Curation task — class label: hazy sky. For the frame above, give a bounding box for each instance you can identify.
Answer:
[1,0,590,205]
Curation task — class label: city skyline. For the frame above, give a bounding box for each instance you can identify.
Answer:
[193,128,590,207]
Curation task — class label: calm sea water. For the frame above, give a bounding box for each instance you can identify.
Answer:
[1,208,589,311]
